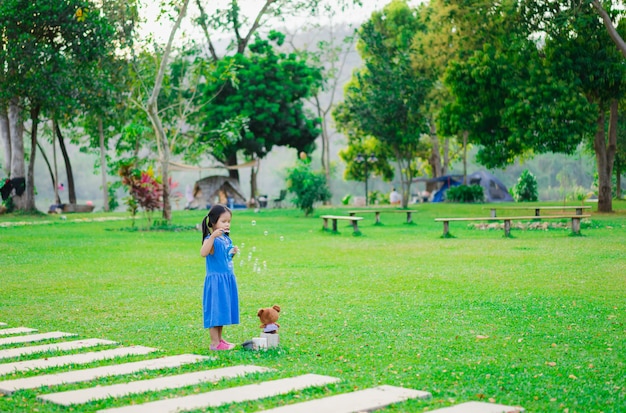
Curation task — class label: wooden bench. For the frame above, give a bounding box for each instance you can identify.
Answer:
[321,215,364,234]
[435,215,591,237]
[348,209,417,224]
[485,205,591,217]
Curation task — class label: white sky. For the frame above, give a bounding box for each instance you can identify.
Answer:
[137,0,422,45]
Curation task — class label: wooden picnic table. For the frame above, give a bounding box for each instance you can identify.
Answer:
[435,214,591,237]
[348,209,417,224]
[485,205,591,217]
[321,215,363,234]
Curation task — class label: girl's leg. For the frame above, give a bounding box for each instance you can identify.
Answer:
[209,326,233,350]
[209,327,220,348]
[217,326,233,345]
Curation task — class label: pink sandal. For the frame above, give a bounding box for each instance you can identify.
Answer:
[210,341,235,351]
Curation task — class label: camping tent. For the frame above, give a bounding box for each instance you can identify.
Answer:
[187,176,247,209]
[429,171,514,203]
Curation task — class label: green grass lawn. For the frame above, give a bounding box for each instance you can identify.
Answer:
[1,201,625,412]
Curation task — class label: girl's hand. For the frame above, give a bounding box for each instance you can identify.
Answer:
[231,246,239,256]
[211,228,226,238]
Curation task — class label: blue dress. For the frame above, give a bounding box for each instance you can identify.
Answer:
[203,234,239,328]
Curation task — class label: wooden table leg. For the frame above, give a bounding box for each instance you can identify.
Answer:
[351,220,360,233]
[442,221,449,237]
[406,212,412,223]
[375,212,381,224]
[490,208,496,217]
[332,219,338,232]
[504,219,511,237]
[323,217,329,230]
[571,217,581,235]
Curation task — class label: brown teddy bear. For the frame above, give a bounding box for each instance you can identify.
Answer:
[258,305,280,334]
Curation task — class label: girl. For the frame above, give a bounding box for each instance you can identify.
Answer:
[200,204,240,350]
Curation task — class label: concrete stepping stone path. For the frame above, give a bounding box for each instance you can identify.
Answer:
[0,345,157,376]
[0,338,116,360]
[97,374,341,413]
[0,323,524,413]
[0,327,37,336]
[257,385,431,413]
[0,332,76,346]
[0,354,209,394]
[0,323,6,326]
[39,365,272,406]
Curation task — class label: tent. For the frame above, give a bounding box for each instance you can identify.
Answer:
[428,171,514,203]
[187,176,248,210]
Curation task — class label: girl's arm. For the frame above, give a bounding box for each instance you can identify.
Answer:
[200,228,226,257]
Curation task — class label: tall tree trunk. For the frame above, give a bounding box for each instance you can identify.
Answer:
[0,107,10,173]
[55,121,76,204]
[442,137,450,176]
[36,141,58,203]
[52,120,60,204]
[428,122,442,179]
[227,152,240,181]
[616,161,622,199]
[594,101,617,213]
[146,0,190,223]
[250,162,258,202]
[462,130,468,185]
[25,105,40,211]
[316,95,332,204]
[9,98,26,210]
[99,117,109,211]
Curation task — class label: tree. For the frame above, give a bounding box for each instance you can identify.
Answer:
[285,156,331,216]
[441,0,623,212]
[281,3,361,196]
[333,0,432,207]
[194,31,322,199]
[192,0,361,182]
[0,0,115,211]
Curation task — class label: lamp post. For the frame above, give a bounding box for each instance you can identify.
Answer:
[355,153,377,206]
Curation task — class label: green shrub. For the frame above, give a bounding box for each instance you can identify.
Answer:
[446,184,484,203]
[513,169,538,202]
[286,159,331,216]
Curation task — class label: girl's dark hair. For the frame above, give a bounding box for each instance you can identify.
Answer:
[201,204,232,243]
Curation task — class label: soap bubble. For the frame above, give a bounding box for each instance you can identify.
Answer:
[263,261,267,269]
[264,230,268,236]
[279,236,284,242]
[240,242,245,249]
[252,246,256,252]
[251,220,256,226]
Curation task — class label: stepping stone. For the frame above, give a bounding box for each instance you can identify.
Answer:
[427,401,525,412]
[0,327,37,336]
[39,365,272,406]
[0,323,6,326]
[0,354,208,394]
[0,338,116,360]
[97,373,341,413]
[0,345,157,376]
[0,332,76,346]
[257,385,431,412]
